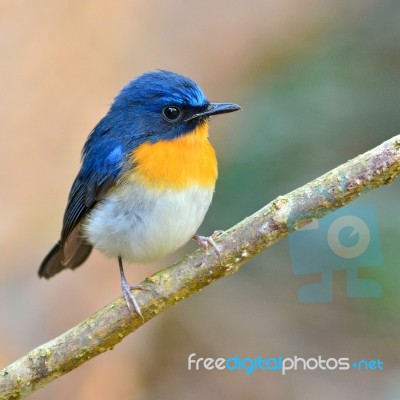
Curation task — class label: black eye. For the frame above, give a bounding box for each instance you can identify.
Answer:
[163,106,181,121]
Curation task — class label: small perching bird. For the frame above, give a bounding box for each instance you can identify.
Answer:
[39,70,241,317]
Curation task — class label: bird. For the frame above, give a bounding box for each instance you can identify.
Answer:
[38,70,241,318]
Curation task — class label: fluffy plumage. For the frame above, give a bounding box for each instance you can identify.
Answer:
[83,182,214,262]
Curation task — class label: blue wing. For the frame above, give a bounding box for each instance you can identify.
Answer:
[61,137,124,242]
[39,123,126,278]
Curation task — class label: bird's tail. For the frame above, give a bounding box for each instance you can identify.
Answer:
[38,239,93,279]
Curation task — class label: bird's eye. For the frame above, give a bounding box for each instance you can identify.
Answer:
[162,106,181,121]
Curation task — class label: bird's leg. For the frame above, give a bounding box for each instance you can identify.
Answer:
[118,256,148,320]
[193,230,224,260]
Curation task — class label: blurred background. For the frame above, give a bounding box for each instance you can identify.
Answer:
[1,0,400,399]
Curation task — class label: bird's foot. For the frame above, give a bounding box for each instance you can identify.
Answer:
[121,279,148,321]
[193,230,224,261]
[118,256,150,321]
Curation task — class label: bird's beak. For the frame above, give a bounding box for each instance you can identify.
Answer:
[185,102,241,122]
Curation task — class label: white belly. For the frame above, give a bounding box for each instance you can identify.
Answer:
[82,182,214,262]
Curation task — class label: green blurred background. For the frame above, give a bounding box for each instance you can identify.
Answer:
[1,1,400,399]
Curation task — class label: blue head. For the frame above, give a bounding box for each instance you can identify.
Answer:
[112,70,209,141]
[85,70,240,151]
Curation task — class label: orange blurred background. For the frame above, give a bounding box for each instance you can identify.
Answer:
[1,1,400,399]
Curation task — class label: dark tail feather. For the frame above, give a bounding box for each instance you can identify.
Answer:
[38,241,62,278]
[38,240,93,279]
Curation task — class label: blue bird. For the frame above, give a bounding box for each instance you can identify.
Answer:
[39,70,241,317]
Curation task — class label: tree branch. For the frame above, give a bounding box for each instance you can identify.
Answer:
[1,134,400,399]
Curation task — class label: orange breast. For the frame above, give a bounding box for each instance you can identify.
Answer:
[129,123,218,191]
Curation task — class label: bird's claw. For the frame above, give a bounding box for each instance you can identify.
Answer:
[121,281,149,321]
[193,230,224,261]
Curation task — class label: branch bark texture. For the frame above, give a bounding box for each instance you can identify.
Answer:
[1,134,400,399]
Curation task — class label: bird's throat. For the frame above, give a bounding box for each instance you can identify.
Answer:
[129,123,218,191]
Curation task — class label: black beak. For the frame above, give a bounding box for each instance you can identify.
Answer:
[185,102,241,122]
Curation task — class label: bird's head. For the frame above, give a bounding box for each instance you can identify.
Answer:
[106,70,240,143]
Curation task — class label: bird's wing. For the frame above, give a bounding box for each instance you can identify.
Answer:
[39,135,125,278]
[61,167,116,245]
[62,138,125,257]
